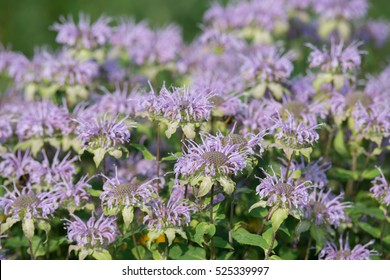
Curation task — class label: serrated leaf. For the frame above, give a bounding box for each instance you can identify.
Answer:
[92,248,112,260]
[358,222,381,238]
[231,227,268,251]
[193,222,214,247]
[270,208,289,231]
[249,200,267,213]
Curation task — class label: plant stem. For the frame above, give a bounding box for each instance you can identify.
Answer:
[28,239,35,260]
[346,153,358,198]
[324,126,334,160]
[304,235,312,260]
[156,122,161,188]
[130,222,141,260]
[265,232,276,260]
[284,153,293,183]
[209,185,215,260]
[198,197,203,223]
[165,235,169,260]
[228,191,235,245]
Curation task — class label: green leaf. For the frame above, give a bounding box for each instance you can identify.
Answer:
[231,227,268,251]
[295,220,311,235]
[299,147,312,162]
[216,251,235,260]
[361,169,381,180]
[86,188,102,197]
[334,130,349,157]
[161,152,182,161]
[193,222,215,247]
[165,228,176,246]
[197,177,213,197]
[249,200,267,213]
[269,255,282,260]
[292,169,302,179]
[0,217,19,234]
[214,236,234,250]
[92,248,112,260]
[262,228,278,250]
[108,149,122,159]
[383,235,390,245]
[91,147,106,167]
[22,218,35,241]
[122,206,134,231]
[270,208,289,231]
[165,122,179,139]
[131,246,145,260]
[169,244,206,260]
[182,123,196,139]
[130,143,156,160]
[37,220,51,243]
[218,176,235,195]
[310,226,325,253]
[358,222,381,238]
[330,168,359,181]
[268,83,284,100]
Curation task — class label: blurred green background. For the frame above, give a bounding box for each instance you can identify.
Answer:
[0,0,389,57]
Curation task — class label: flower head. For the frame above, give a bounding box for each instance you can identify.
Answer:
[0,185,58,220]
[0,150,36,182]
[319,235,377,260]
[65,212,118,248]
[307,40,365,73]
[313,0,368,20]
[75,114,134,150]
[100,167,156,209]
[52,14,111,49]
[16,101,72,140]
[370,167,390,206]
[175,133,248,178]
[143,186,195,230]
[52,175,92,207]
[302,188,349,227]
[256,167,310,209]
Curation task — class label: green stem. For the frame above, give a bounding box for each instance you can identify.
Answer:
[28,239,35,260]
[165,235,169,260]
[209,185,215,260]
[228,191,235,245]
[346,153,358,198]
[265,232,276,260]
[284,153,293,183]
[304,235,312,260]
[130,222,141,260]
[156,122,161,188]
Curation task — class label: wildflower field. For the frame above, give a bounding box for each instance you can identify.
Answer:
[0,0,390,260]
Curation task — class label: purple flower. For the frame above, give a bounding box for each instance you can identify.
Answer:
[0,115,12,143]
[0,184,58,220]
[75,114,134,150]
[365,65,390,103]
[116,153,162,182]
[272,113,321,150]
[52,175,92,207]
[16,101,72,140]
[358,20,390,48]
[100,168,156,209]
[153,25,182,64]
[370,167,390,206]
[300,158,331,188]
[239,99,278,134]
[319,235,377,260]
[241,46,294,83]
[174,133,248,177]
[143,186,195,230]
[65,212,118,247]
[51,14,111,49]
[147,86,214,124]
[256,167,310,209]
[302,188,349,227]
[313,0,368,20]
[30,150,77,185]
[0,150,36,181]
[307,40,365,73]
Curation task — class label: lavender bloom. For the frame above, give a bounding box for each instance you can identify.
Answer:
[370,168,390,206]
[100,168,156,209]
[0,115,12,143]
[239,99,278,134]
[153,25,182,64]
[75,114,134,150]
[365,65,390,103]
[147,86,214,124]
[352,102,390,139]
[116,153,162,182]
[0,185,58,220]
[52,176,92,207]
[300,158,331,188]
[319,236,377,260]
[65,212,118,248]
[241,46,294,83]
[52,14,111,49]
[302,188,349,227]
[143,186,195,230]
[273,113,321,150]
[313,0,368,20]
[256,167,310,209]
[175,134,248,177]
[358,20,390,48]
[0,48,29,82]
[16,101,72,140]
[0,150,36,181]
[290,75,316,103]
[92,84,142,117]
[307,40,365,73]
[30,150,77,185]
